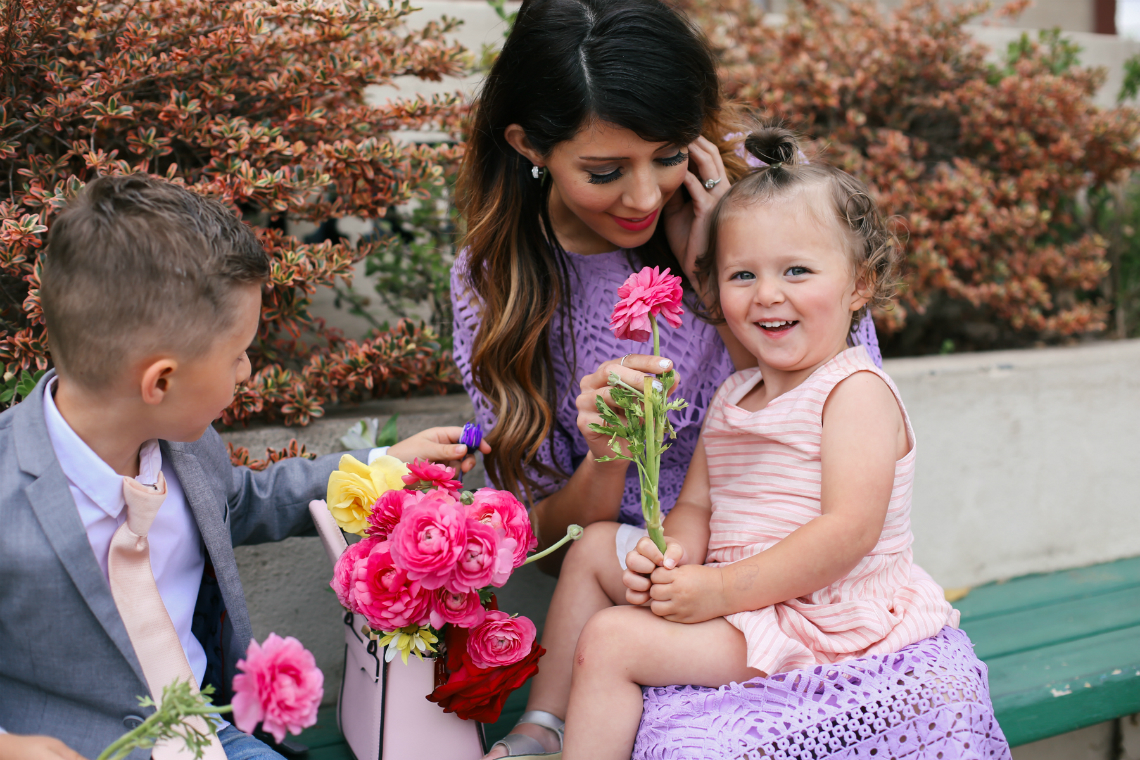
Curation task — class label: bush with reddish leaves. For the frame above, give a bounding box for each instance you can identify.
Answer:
[686,0,1140,352]
[0,0,466,415]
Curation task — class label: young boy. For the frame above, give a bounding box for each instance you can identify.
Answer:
[0,175,486,760]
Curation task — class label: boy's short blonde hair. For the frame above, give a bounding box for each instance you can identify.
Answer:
[41,175,269,389]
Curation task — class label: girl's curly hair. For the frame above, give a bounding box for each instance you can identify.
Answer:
[696,124,903,329]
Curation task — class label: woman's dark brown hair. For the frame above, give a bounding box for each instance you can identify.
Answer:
[456,0,745,503]
[696,125,903,327]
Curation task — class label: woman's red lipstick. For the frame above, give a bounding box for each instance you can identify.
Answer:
[611,208,659,232]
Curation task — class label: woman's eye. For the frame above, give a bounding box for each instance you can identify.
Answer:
[785,266,810,277]
[588,168,622,185]
[657,151,688,167]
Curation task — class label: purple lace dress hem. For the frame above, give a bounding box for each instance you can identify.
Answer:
[634,626,1011,760]
[452,247,882,525]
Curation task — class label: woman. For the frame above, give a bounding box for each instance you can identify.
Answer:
[449,0,881,756]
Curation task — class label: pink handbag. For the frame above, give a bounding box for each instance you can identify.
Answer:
[309,500,487,760]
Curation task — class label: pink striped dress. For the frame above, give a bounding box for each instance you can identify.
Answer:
[704,345,959,676]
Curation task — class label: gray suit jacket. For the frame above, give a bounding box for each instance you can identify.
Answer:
[0,372,364,758]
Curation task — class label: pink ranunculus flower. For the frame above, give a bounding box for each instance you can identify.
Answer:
[467,489,537,568]
[403,458,463,493]
[466,611,538,669]
[232,633,324,744]
[609,266,684,343]
[366,488,424,540]
[354,542,431,631]
[429,588,488,629]
[389,496,467,590]
[447,519,516,594]
[330,536,380,612]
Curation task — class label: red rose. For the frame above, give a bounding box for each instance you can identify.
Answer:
[426,625,545,724]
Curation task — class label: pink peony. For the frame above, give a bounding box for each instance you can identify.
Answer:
[403,458,463,493]
[232,633,324,744]
[609,266,684,343]
[353,542,432,631]
[389,496,467,589]
[365,488,423,540]
[330,536,380,612]
[467,489,537,568]
[465,612,538,670]
[447,519,516,594]
[429,588,488,630]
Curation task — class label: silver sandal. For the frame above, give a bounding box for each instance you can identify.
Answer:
[489,710,565,759]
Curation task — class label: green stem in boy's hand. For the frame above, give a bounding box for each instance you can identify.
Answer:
[523,524,584,565]
[97,681,232,760]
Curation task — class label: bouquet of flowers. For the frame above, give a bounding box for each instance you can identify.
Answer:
[591,267,689,553]
[323,426,579,723]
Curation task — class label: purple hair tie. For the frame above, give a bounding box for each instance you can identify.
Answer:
[460,422,483,450]
[724,132,809,168]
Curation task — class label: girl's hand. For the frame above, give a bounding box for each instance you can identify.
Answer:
[647,562,727,623]
[623,534,687,605]
[577,354,680,464]
[387,427,492,474]
[663,135,731,283]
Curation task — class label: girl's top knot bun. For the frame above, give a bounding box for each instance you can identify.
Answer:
[743,126,800,168]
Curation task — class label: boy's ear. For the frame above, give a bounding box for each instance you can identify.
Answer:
[140,358,177,406]
[504,124,544,167]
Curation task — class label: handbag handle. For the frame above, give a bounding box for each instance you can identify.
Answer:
[309,499,348,565]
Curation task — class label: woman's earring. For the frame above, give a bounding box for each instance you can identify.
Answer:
[532,165,544,180]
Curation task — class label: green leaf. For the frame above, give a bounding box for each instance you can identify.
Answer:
[377,415,400,447]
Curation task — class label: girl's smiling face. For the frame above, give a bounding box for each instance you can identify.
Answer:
[506,120,690,254]
[716,192,869,376]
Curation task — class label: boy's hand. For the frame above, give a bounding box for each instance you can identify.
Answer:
[622,535,686,605]
[386,426,491,475]
[647,562,726,624]
[0,734,87,760]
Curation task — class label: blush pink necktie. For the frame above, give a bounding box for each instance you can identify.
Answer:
[108,472,227,760]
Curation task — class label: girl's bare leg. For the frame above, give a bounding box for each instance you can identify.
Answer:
[486,522,629,758]
[562,606,763,760]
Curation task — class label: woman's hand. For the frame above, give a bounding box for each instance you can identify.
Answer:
[387,426,492,474]
[577,354,680,463]
[663,135,732,283]
[0,735,86,760]
[622,534,687,605]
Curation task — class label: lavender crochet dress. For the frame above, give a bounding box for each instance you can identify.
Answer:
[452,247,882,526]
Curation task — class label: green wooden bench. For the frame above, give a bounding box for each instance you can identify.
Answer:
[297,555,1140,757]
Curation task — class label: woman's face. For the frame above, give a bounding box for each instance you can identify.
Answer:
[514,121,691,253]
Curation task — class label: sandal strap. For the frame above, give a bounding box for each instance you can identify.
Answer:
[490,733,549,757]
[517,710,565,742]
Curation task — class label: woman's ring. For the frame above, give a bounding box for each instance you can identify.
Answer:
[704,178,722,190]
[619,354,632,367]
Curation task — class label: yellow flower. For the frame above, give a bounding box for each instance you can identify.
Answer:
[376,625,438,664]
[326,454,410,535]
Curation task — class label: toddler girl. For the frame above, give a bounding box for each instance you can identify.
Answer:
[559,127,965,759]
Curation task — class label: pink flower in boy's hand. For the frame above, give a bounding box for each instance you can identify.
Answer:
[609,266,684,342]
[232,633,324,743]
[429,588,488,629]
[466,611,537,669]
[468,489,537,568]
[403,458,463,493]
[389,496,467,589]
[330,536,380,612]
[365,489,423,540]
[354,542,431,630]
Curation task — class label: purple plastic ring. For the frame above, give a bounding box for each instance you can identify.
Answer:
[460,422,483,450]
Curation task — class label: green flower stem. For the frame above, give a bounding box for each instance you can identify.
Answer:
[643,314,667,553]
[523,524,584,565]
[96,704,233,760]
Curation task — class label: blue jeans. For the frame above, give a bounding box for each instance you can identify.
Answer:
[218,726,286,760]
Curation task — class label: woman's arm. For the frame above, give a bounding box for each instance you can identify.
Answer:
[646,372,906,623]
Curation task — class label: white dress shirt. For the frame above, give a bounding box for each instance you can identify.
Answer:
[42,379,211,694]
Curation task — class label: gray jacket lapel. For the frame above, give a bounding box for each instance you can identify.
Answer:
[162,442,253,651]
[14,372,148,688]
